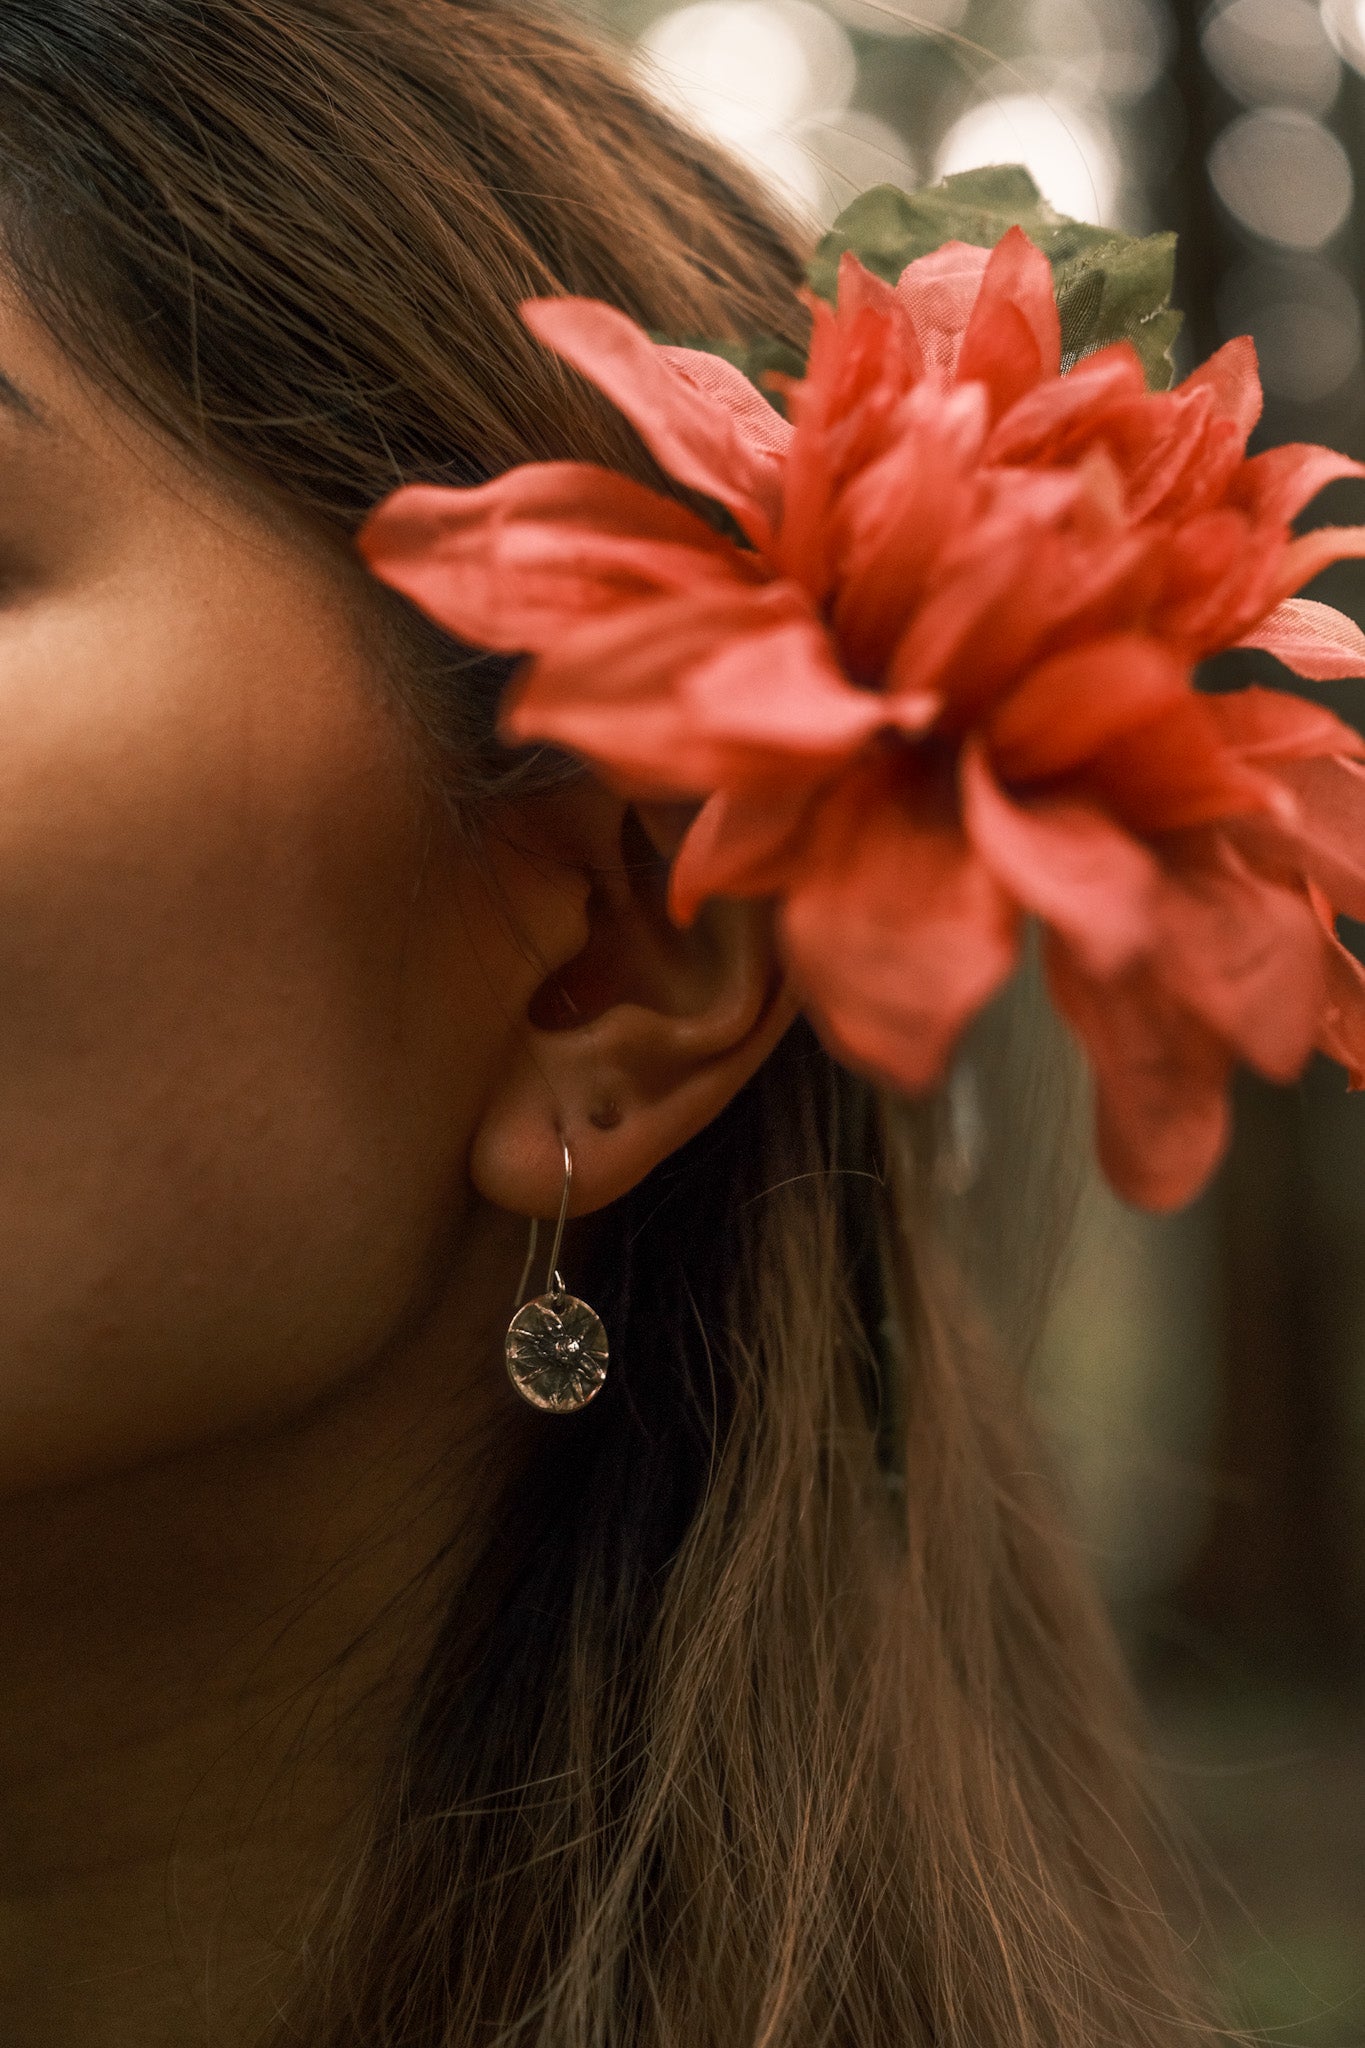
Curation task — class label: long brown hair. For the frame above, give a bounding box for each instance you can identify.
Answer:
[0,4,1227,2041]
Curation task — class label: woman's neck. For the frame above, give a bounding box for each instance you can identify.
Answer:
[0,1234,526,2048]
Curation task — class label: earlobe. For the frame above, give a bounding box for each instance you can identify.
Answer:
[468,794,797,1223]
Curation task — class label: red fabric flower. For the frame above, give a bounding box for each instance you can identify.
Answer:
[359,228,1365,1210]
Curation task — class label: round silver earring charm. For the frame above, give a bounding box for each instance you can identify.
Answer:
[505,1139,609,1414]
[506,1287,609,1413]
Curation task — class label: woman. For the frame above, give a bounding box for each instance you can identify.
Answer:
[0,1,1278,2041]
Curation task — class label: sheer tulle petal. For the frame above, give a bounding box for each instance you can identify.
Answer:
[659,346,794,460]
[834,252,923,379]
[1236,597,1365,679]
[893,240,991,376]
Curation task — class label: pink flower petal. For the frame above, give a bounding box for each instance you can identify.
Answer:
[962,741,1157,975]
[659,345,794,461]
[521,298,782,544]
[835,252,899,316]
[502,595,769,796]
[985,343,1147,466]
[1123,393,1241,526]
[1235,444,1365,526]
[956,226,1063,415]
[830,379,989,678]
[1236,597,1365,679]
[1181,334,1263,442]
[1319,930,1365,1087]
[683,612,886,761]
[669,783,822,923]
[1262,753,1365,923]
[776,271,921,604]
[885,472,1112,712]
[984,635,1189,782]
[1047,938,1233,1212]
[1273,524,1365,600]
[359,466,745,649]
[504,586,876,794]
[1204,685,1365,764]
[1156,506,1274,650]
[833,251,924,380]
[1084,695,1285,832]
[498,583,773,750]
[782,760,1019,1092]
[1154,836,1324,1081]
[893,241,991,376]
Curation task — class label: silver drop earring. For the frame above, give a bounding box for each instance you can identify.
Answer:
[505,1138,609,1413]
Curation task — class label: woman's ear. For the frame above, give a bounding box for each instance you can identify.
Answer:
[468,780,797,1222]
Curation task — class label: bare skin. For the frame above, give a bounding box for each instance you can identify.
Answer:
[0,292,792,2046]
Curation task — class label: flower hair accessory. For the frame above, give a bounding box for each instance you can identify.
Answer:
[360,170,1365,1213]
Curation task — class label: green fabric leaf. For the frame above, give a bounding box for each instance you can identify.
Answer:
[804,166,1093,293]
[1054,234,1180,389]
[809,168,1182,390]
[655,165,1182,397]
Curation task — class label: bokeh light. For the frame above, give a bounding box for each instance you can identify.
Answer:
[1207,106,1353,249]
[1220,257,1363,404]
[1200,0,1340,113]
[634,0,856,214]
[1027,0,1172,105]
[1320,0,1365,78]
[798,108,920,215]
[935,92,1120,226]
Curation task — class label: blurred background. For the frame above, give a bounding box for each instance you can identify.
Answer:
[570,0,1365,2034]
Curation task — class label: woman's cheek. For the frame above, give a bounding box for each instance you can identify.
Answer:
[0,518,504,1489]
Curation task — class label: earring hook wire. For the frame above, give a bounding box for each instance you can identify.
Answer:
[512,1137,573,1309]
[546,1136,572,1292]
